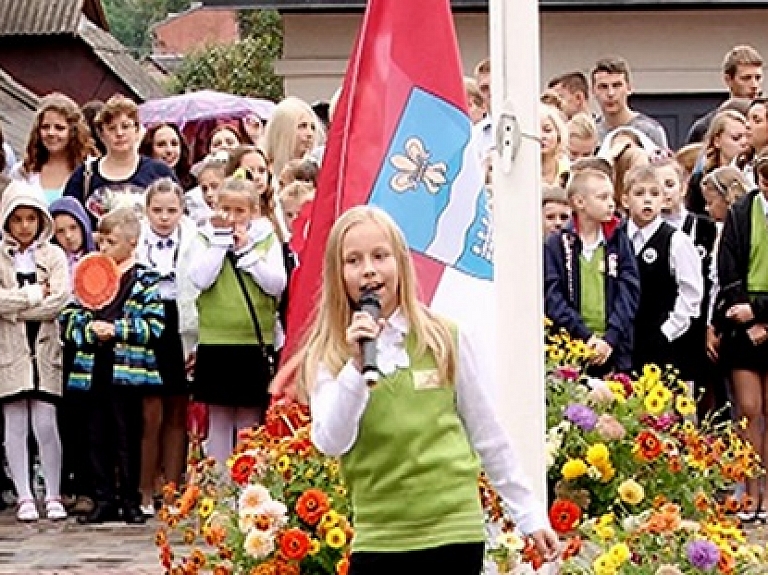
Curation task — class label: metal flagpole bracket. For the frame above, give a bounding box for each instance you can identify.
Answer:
[495,100,539,175]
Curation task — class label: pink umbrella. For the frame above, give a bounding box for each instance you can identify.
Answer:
[138,89,276,129]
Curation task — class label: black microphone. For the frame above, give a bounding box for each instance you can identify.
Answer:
[358,287,381,384]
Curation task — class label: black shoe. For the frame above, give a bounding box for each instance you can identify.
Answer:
[77,501,120,524]
[122,505,147,524]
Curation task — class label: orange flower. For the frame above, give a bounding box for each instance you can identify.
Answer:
[721,495,740,514]
[337,555,350,575]
[213,566,233,575]
[279,527,311,561]
[668,456,682,473]
[561,536,582,561]
[718,549,736,574]
[548,498,581,534]
[190,548,206,569]
[634,430,664,461]
[295,488,331,525]
[231,454,257,485]
[694,492,709,511]
[522,537,543,570]
[155,529,168,547]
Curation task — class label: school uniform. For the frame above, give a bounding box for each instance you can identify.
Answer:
[544,217,641,373]
[188,218,286,411]
[311,311,549,573]
[717,190,768,372]
[137,218,199,394]
[625,217,703,377]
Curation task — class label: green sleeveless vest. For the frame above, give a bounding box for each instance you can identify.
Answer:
[579,245,606,335]
[340,328,485,552]
[196,234,278,345]
[748,194,768,294]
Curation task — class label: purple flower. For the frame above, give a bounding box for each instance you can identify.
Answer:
[685,540,720,571]
[563,404,597,431]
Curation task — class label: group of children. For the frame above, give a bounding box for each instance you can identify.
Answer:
[0,148,301,523]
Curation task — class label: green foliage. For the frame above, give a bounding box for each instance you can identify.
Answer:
[102,0,192,57]
[168,10,284,101]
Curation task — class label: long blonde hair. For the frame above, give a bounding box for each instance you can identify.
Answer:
[300,206,457,396]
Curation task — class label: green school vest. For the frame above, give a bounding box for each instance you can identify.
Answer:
[340,329,485,552]
[748,195,768,294]
[196,234,278,345]
[579,245,606,335]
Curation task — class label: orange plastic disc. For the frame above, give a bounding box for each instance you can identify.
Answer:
[72,253,120,310]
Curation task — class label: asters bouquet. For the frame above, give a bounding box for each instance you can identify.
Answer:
[544,325,767,573]
[156,403,353,575]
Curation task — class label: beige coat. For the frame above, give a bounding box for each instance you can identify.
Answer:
[0,182,69,400]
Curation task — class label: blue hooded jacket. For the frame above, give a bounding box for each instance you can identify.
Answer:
[48,196,96,255]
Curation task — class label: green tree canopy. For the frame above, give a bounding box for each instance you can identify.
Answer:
[102,0,192,57]
[169,10,284,101]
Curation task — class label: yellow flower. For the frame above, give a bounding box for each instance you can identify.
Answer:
[321,510,340,529]
[586,443,611,467]
[618,478,645,505]
[644,394,666,415]
[642,364,661,381]
[593,553,618,575]
[609,542,630,564]
[607,381,627,403]
[676,395,696,416]
[562,459,589,480]
[276,455,291,473]
[308,539,321,555]
[681,420,696,434]
[598,463,615,483]
[199,497,215,518]
[325,527,347,548]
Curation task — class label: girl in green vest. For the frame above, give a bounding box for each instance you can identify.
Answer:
[717,152,768,521]
[300,206,559,574]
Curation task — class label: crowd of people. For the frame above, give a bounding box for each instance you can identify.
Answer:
[536,44,768,521]
[0,91,321,524]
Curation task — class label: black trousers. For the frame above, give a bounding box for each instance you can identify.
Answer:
[349,542,484,575]
[84,384,143,507]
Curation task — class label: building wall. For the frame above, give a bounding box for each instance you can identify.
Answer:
[276,9,768,103]
[0,38,132,104]
[152,7,240,55]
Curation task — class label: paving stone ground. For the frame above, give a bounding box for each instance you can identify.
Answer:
[3,502,768,574]
[0,505,164,575]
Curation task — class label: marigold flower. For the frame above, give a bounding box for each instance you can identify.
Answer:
[326,526,347,548]
[593,552,618,575]
[548,498,581,534]
[199,497,215,518]
[618,478,645,505]
[276,455,291,473]
[562,458,588,480]
[190,548,206,568]
[320,509,340,529]
[231,454,257,485]
[308,538,321,555]
[279,527,311,561]
[609,542,630,564]
[586,443,610,467]
[676,394,696,416]
[295,488,331,525]
[634,430,664,461]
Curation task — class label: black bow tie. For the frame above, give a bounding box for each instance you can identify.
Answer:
[156,238,174,250]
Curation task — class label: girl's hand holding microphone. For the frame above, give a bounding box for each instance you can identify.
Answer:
[346,310,385,373]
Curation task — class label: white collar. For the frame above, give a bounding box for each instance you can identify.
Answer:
[580,227,605,251]
[376,308,410,376]
[146,226,179,245]
[627,216,662,242]
[758,192,768,218]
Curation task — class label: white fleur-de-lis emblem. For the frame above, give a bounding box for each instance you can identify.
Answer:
[389,137,448,194]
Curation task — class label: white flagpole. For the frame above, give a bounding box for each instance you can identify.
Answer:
[489,0,547,504]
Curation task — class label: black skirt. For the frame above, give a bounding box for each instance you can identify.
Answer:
[720,324,768,373]
[192,343,275,408]
[150,300,188,396]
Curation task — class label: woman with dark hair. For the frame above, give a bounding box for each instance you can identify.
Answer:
[11,93,96,204]
[139,123,195,191]
[80,100,106,157]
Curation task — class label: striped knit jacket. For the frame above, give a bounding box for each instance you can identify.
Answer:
[60,266,164,391]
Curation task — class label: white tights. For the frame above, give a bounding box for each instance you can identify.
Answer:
[206,405,261,462]
[3,399,62,501]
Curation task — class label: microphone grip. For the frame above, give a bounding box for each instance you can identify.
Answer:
[358,291,381,383]
[361,337,379,383]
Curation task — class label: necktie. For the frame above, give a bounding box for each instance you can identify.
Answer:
[633,230,644,255]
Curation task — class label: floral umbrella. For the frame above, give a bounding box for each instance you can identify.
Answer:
[138,90,276,129]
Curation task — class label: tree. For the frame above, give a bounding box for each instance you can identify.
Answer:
[102,0,192,57]
[169,10,284,101]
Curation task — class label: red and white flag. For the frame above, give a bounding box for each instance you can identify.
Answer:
[282,0,495,386]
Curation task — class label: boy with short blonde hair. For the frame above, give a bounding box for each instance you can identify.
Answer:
[622,165,703,375]
[544,169,640,373]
